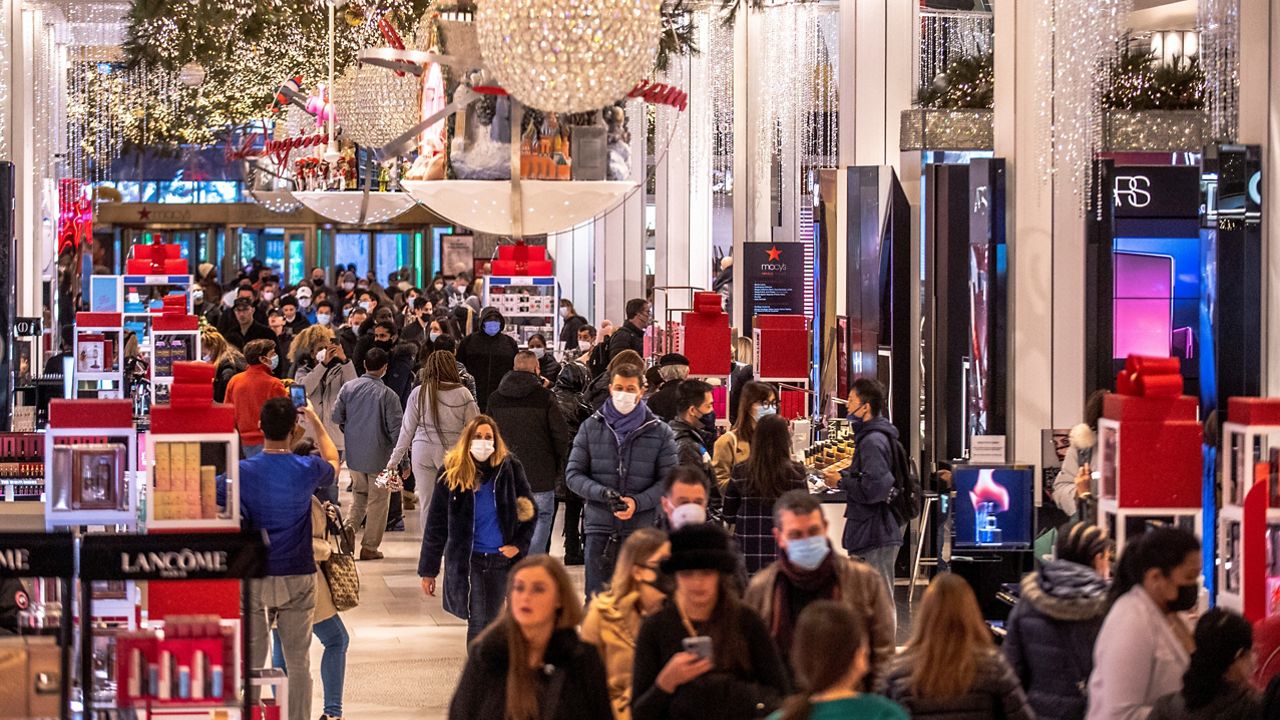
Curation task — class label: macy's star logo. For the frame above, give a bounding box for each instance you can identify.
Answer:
[766,246,782,262]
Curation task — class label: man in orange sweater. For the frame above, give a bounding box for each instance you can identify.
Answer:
[224,338,288,458]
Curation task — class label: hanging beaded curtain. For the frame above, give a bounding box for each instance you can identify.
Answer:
[918,9,993,90]
[1198,0,1239,141]
[0,0,10,161]
[708,7,733,249]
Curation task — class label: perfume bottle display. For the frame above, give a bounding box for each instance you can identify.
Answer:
[954,466,1033,549]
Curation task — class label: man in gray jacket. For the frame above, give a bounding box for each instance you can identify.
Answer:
[333,347,404,560]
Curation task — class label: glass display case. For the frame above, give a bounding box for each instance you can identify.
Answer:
[1220,408,1280,620]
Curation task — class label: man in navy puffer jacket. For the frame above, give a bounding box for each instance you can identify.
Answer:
[566,363,679,598]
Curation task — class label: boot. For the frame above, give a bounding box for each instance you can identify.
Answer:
[563,537,584,566]
[403,491,418,511]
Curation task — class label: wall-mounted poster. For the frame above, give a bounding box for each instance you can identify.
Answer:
[743,242,806,336]
[442,234,474,278]
[89,275,122,312]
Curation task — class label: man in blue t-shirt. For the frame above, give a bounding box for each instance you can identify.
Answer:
[240,397,338,720]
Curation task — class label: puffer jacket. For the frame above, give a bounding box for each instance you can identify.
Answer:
[418,458,536,619]
[486,370,570,493]
[456,308,518,411]
[838,416,903,555]
[882,647,1035,720]
[565,407,680,535]
[669,417,715,488]
[581,591,648,720]
[1003,560,1108,720]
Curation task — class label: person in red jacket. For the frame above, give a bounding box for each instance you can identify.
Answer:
[225,338,288,458]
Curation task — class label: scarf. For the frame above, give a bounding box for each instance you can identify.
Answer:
[771,550,841,656]
[601,398,650,447]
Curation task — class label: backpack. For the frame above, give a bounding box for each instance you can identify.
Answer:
[863,427,922,526]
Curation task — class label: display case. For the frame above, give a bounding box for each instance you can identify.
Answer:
[73,312,126,398]
[148,316,201,407]
[0,432,45,504]
[78,531,268,719]
[145,404,239,531]
[0,532,75,720]
[484,276,559,345]
[1095,392,1202,550]
[43,399,139,530]
[1218,397,1280,620]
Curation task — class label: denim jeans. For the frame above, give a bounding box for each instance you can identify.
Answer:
[242,443,263,459]
[528,491,556,555]
[272,615,349,718]
[584,532,622,600]
[467,552,513,644]
[858,544,900,632]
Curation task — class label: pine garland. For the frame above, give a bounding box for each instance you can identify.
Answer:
[1102,46,1205,111]
[916,53,994,110]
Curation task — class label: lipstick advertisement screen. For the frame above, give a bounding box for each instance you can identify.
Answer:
[954,465,1034,549]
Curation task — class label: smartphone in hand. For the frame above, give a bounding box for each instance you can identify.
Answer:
[682,636,713,663]
[290,384,307,408]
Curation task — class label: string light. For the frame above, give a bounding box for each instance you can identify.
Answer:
[1199,0,1239,141]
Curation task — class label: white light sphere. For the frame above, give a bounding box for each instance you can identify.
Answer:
[178,62,206,88]
[331,63,422,148]
[476,0,662,114]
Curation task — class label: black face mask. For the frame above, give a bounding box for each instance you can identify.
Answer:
[374,340,395,351]
[1167,582,1198,612]
[699,412,717,435]
[642,570,677,597]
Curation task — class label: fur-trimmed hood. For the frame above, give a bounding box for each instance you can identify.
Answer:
[1069,423,1095,451]
[1021,559,1109,622]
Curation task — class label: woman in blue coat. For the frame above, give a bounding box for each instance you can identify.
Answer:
[419,414,537,643]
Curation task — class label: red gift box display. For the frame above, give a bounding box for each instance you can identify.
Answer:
[491,241,553,276]
[677,292,732,376]
[126,242,187,275]
[753,315,809,380]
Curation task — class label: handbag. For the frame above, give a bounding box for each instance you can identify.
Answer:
[320,503,360,611]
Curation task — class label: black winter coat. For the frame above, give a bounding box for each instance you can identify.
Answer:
[486,371,570,493]
[1003,560,1108,720]
[647,380,681,422]
[559,314,587,351]
[383,341,418,408]
[882,648,1035,720]
[724,461,808,574]
[457,319,518,411]
[632,602,789,720]
[449,625,613,720]
[607,321,645,360]
[418,459,536,619]
[669,417,716,488]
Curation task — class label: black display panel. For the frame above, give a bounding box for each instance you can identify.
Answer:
[925,164,970,466]
[968,159,1008,439]
[0,163,13,430]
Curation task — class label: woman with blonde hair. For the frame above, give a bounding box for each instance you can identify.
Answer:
[581,528,671,720]
[201,329,245,403]
[288,324,336,377]
[419,415,536,642]
[294,324,356,457]
[449,555,613,720]
[387,349,479,509]
[882,574,1033,720]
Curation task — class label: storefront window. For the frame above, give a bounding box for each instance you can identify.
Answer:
[335,232,370,279]
[375,232,411,286]
[287,234,306,286]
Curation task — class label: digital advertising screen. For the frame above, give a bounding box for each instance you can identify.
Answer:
[953,464,1034,549]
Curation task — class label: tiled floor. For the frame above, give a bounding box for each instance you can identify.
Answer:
[315,481,917,719]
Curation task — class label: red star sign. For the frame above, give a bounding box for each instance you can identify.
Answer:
[138,207,151,221]
[766,246,782,262]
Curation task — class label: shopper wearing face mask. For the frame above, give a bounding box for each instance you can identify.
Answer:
[711,381,777,489]
[418,415,536,642]
[581,529,672,720]
[312,300,337,330]
[456,307,519,412]
[745,491,894,687]
[526,333,562,385]
[724,415,809,574]
[608,298,650,361]
[659,466,711,531]
[647,354,690,422]
[224,339,289,458]
[1088,527,1202,720]
[296,331,357,461]
[559,298,588,351]
[821,378,902,606]
[566,364,680,598]
[668,380,717,492]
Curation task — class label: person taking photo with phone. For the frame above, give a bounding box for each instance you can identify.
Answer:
[631,524,789,720]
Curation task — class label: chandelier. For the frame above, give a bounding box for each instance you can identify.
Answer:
[331,63,421,147]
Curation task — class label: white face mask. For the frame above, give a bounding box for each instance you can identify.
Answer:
[316,314,332,326]
[669,502,707,530]
[530,347,545,359]
[262,291,275,302]
[315,348,328,364]
[611,390,639,415]
[559,307,570,319]
[298,297,311,308]
[470,439,496,462]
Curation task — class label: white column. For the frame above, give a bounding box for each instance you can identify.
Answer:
[13,6,39,317]
[547,222,594,323]
[593,100,647,328]
[1238,0,1280,394]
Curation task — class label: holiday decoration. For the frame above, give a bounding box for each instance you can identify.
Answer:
[177,61,206,88]
[919,8,992,93]
[331,62,421,147]
[1199,0,1239,140]
[900,109,993,151]
[1103,46,1205,111]
[916,53,993,110]
[475,0,663,114]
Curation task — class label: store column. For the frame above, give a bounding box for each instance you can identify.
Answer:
[591,102,647,328]
[1238,0,1280,394]
[547,224,595,325]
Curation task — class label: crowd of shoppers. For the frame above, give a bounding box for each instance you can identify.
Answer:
[207,271,1271,720]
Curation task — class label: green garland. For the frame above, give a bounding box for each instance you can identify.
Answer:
[1103,47,1204,111]
[916,53,994,110]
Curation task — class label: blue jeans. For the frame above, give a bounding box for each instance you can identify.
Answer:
[242,443,263,459]
[584,532,621,600]
[528,491,556,555]
[272,614,349,718]
[467,552,512,644]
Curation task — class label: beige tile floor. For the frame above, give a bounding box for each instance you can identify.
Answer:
[314,481,581,719]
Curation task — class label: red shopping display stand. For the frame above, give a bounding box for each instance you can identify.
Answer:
[1096,356,1203,550]
[671,292,733,423]
[754,315,810,420]
[1219,397,1280,621]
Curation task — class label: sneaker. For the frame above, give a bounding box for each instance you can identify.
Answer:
[386,519,405,532]
[359,548,384,560]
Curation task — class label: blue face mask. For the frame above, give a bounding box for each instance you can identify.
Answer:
[483,320,501,336]
[268,355,279,371]
[785,535,831,571]
[755,404,777,421]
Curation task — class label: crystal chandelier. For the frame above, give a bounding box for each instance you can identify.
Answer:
[331,62,421,147]
[475,0,662,114]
